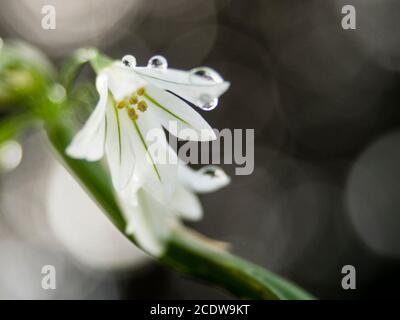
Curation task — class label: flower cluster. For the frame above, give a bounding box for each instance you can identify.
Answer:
[66,54,230,255]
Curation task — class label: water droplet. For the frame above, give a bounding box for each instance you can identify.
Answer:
[198,165,230,188]
[196,94,219,111]
[48,84,66,104]
[189,67,223,83]
[122,55,136,68]
[147,55,168,70]
[199,166,221,177]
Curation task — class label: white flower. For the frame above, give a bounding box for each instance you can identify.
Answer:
[119,163,231,256]
[66,55,230,202]
[66,54,231,255]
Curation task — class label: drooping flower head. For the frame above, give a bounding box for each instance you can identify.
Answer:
[66,54,230,202]
[66,53,231,255]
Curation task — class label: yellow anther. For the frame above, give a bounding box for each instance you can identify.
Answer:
[128,108,138,120]
[116,99,128,109]
[129,95,139,105]
[137,100,148,112]
[136,87,145,96]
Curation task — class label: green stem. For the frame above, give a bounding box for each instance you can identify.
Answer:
[46,121,125,230]
[163,228,312,299]
[45,119,314,300]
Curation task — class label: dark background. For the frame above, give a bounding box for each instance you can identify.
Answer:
[1,0,400,299]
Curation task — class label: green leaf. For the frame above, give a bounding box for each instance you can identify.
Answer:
[0,113,35,145]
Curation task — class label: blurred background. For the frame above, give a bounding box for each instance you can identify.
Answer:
[1,0,400,299]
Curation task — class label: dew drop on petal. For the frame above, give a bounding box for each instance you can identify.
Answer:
[198,165,230,187]
[199,165,222,177]
[147,55,168,70]
[189,67,223,84]
[122,55,136,68]
[196,94,219,111]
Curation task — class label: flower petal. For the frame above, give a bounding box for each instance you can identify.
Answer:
[134,67,230,106]
[120,173,142,204]
[178,164,231,194]
[144,85,216,141]
[127,107,178,204]
[122,189,175,256]
[105,99,136,190]
[172,184,203,221]
[105,62,147,101]
[66,73,108,161]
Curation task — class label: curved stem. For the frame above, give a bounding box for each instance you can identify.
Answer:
[45,119,314,300]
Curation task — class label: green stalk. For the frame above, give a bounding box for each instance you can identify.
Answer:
[163,228,313,299]
[45,120,314,300]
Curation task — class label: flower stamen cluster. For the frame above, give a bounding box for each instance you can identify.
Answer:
[117,87,148,121]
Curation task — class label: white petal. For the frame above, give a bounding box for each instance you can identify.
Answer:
[121,189,174,256]
[105,100,136,190]
[134,67,230,106]
[120,174,142,204]
[144,85,216,141]
[105,62,147,101]
[172,184,203,221]
[128,107,178,203]
[121,199,163,256]
[66,73,108,161]
[178,164,231,194]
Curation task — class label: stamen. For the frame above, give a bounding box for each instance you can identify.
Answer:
[137,100,148,112]
[116,99,128,109]
[129,95,138,105]
[136,87,146,96]
[128,108,138,120]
